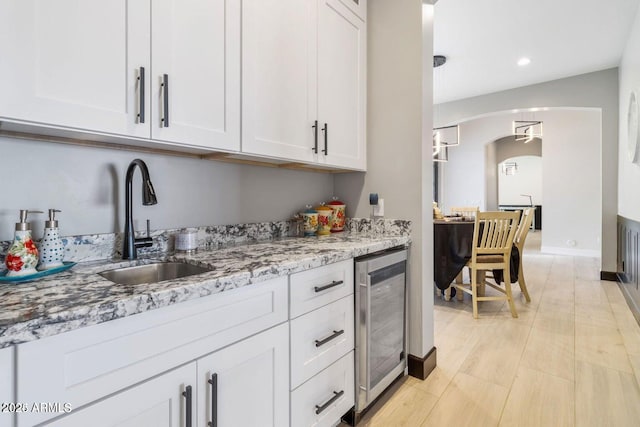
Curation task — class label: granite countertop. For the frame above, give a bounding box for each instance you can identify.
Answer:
[0,232,409,349]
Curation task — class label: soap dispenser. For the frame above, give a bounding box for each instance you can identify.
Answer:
[5,210,42,277]
[39,209,64,270]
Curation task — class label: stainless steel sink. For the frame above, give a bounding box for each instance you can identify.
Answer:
[99,262,211,285]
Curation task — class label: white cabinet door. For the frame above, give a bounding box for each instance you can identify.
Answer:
[317,0,366,170]
[0,347,14,427]
[42,363,196,427]
[197,323,290,427]
[337,0,367,21]
[241,0,317,163]
[0,0,150,138]
[151,0,240,151]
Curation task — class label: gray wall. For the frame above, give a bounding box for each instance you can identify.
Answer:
[0,136,334,241]
[619,4,640,224]
[436,68,618,271]
[335,0,434,358]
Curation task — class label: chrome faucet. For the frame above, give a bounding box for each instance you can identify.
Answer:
[123,159,158,260]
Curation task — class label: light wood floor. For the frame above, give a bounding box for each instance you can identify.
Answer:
[355,232,640,427]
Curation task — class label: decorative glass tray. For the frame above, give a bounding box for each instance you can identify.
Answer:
[0,262,77,284]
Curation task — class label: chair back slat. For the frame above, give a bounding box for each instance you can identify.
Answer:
[450,206,479,218]
[472,211,520,259]
[514,208,535,252]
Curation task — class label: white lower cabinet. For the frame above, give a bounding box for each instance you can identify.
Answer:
[15,277,288,426]
[6,260,358,427]
[41,323,289,427]
[0,346,14,427]
[41,363,196,427]
[289,261,355,426]
[291,351,355,427]
[197,322,289,427]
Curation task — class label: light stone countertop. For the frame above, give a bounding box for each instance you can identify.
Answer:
[0,232,410,349]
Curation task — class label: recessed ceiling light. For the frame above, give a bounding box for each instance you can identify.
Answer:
[517,57,531,66]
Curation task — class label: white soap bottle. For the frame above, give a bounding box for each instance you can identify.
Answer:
[39,209,64,270]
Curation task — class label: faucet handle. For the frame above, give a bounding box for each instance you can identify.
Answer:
[146,219,151,237]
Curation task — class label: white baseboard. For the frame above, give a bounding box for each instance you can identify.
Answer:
[540,246,601,258]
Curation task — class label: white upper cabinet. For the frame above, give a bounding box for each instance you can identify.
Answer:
[0,0,240,151]
[0,0,150,138]
[338,0,366,21]
[151,0,240,151]
[242,0,317,163]
[317,0,366,170]
[242,0,366,170]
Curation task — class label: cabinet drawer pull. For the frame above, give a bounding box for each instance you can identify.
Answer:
[312,120,319,153]
[182,385,193,427]
[137,67,145,124]
[315,390,344,415]
[208,373,218,427]
[161,74,169,127]
[322,122,328,155]
[314,280,343,293]
[315,329,344,347]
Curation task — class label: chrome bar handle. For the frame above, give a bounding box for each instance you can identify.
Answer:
[315,390,344,415]
[182,385,193,427]
[314,280,343,293]
[322,123,328,155]
[312,120,319,153]
[137,67,145,123]
[315,329,345,347]
[208,373,218,427]
[161,74,169,127]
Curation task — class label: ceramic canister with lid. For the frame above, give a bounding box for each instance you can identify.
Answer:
[301,205,318,236]
[315,203,333,236]
[328,197,346,232]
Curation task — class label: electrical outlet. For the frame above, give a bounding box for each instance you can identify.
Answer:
[373,199,385,217]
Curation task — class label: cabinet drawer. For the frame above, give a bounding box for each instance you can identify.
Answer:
[290,295,354,389]
[16,277,287,427]
[290,259,353,318]
[291,351,355,427]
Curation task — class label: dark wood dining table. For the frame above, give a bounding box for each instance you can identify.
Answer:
[433,218,475,291]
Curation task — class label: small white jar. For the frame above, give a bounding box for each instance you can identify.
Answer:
[175,228,198,254]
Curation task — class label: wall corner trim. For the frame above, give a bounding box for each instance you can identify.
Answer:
[600,271,619,281]
[408,347,437,380]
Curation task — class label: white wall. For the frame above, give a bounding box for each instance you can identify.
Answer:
[498,156,542,206]
[436,68,618,271]
[542,110,601,256]
[441,109,602,257]
[335,0,433,358]
[619,5,640,222]
[0,136,334,241]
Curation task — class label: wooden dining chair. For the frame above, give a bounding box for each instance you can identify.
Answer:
[453,210,521,318]
[513,207,535,302]
[449,206,479,218]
